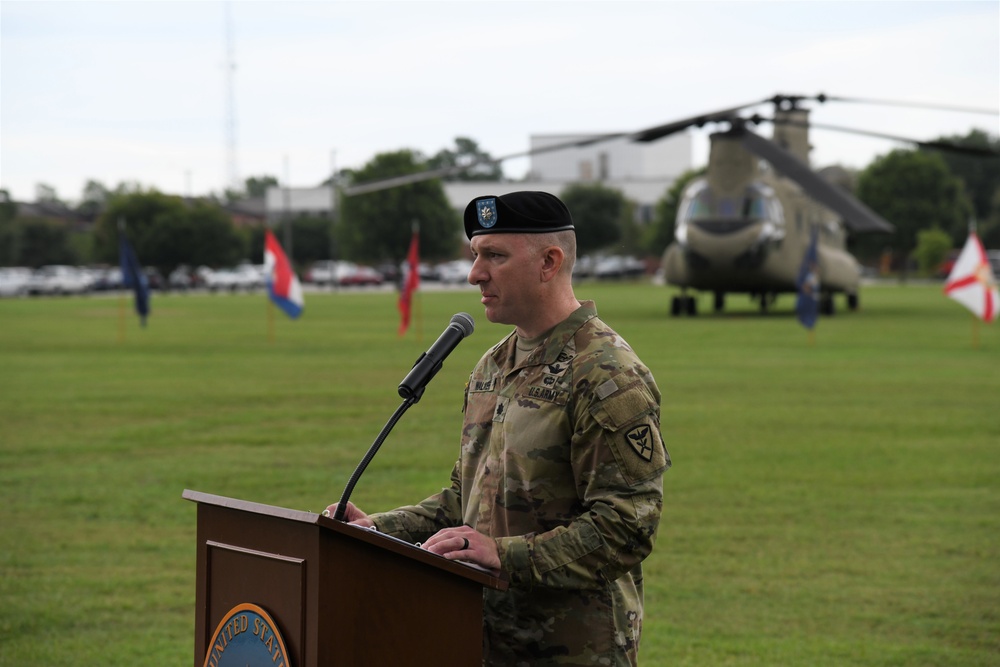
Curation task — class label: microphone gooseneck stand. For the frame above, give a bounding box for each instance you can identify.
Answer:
[333,392,421,522]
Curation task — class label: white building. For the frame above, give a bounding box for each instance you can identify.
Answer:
[527,132,691,183]
[265,186,335,222]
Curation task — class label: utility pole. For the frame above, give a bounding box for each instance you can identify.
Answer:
[283,155,293,260]
[330,149,338,262]
[224,2,239,192]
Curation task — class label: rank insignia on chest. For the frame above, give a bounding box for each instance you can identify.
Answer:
[626,425,654,462]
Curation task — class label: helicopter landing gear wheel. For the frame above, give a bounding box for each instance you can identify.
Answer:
[670,295,698,317]
[821,293,835,316]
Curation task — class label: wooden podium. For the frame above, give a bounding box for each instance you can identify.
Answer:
[183,490,508,667]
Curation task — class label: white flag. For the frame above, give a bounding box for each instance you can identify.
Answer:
[943,232,998,322]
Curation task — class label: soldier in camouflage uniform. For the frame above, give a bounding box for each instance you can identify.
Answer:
[328,192,669,666]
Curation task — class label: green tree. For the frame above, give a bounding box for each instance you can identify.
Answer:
[913,227,953,276]
[643,167,706,256]
[339,150,459,265]
[981,187,1000,248]
[427,137,503,181]
[94,191,245,275]
[7,218,78,267]
[855,149,973,274]
[246,217,330,267]
[76,180,110,221]
[930,129,1000,228]
[559,183,628,256]
[244,175,280,199]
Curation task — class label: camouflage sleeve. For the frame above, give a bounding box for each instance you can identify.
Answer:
[495,365,668,590]
[368,459,465,543]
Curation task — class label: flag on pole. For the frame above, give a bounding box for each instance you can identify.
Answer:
[264,230,304,319]
[795,226,820,330]
[119,230,150,327]
[398,226,420,335]
[944,231,998,322]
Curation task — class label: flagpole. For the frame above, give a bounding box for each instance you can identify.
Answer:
[118,291,126,343]
[267,295,275,344]
[418,278,424,341]
[117,216,126,343]
[972,315,980,350]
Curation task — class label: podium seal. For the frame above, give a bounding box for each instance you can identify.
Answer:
[203,602,291,667]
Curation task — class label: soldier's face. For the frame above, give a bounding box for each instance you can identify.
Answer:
[469,234,544,327]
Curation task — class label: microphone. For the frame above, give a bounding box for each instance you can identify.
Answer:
[398,312,475,400]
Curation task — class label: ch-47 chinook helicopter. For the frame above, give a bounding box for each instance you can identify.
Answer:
[341,93,999,316]
[653,95,894,317]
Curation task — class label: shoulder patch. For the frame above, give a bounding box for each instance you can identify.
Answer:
[625,424,655,462]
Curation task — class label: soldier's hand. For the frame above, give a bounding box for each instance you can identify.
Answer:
[422,526,500,570]
[322,501,375,528]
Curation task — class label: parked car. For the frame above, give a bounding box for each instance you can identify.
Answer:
[25,265,94,295]
[0,267,32,297]
[988,250,1000,276]
[90,267,123,291]
[437,259,473,284]
[336,263,383,286]
[200,264,267,291]
[375,261,401,284]
[168,266,196,291]
[306,260,342,286]
[594,255,646,279]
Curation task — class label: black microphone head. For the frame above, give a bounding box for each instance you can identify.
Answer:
[451,312,475,337]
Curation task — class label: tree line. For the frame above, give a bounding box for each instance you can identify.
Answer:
[1,131,997,279]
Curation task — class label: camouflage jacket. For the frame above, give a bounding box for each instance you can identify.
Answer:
[371,301,669,666]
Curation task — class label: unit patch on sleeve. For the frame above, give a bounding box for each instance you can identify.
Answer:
[625,425,654,462]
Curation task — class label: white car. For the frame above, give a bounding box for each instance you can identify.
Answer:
[25,265,94,295]
[988,250,1000,276]
[437,259,473,284]
[0,267,32,297]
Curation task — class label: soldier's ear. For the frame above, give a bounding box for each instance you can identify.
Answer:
[540,246,564,283]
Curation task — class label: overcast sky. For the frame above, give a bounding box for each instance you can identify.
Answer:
[2,0,998,203]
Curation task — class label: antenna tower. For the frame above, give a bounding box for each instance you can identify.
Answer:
[224,2,239,192]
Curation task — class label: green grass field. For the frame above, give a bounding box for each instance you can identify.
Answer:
[1,282,997,666]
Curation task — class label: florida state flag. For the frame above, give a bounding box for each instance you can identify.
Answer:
[944,232,998,322]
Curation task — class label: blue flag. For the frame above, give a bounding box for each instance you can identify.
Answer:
[796,227,819,330]
[119,234,150,326]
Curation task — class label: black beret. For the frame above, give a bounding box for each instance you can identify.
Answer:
[464,191,575,240]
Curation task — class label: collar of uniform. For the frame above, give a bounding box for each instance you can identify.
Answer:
[490,301,598,371]
[536,300,597,363]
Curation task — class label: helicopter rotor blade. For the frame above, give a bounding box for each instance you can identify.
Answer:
[736,127,895,234]
[629,100,769,143]
[819,94,999,116]
[762,117,1000,158]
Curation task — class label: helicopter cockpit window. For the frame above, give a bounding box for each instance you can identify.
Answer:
[680,181,782,223]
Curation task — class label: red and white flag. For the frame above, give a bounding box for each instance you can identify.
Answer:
[264,230,304,319]
[943,232,998,322]
[398,228,420,335]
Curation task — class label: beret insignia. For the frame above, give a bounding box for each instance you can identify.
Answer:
[477,198,498,229]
